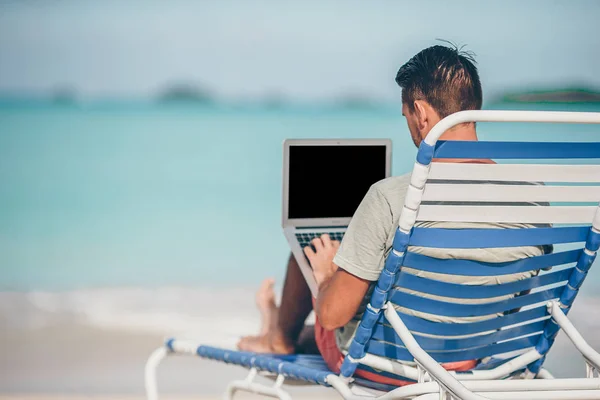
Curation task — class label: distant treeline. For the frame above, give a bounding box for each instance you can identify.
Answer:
[157,85,213,103]
[501,87,600,103]
[2,85,599,108]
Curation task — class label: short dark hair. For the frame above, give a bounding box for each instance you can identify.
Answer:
[395,44,483,118]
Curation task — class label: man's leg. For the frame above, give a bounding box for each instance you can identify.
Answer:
[278,253,314,345]
[238,253,315,354]
[296,325,319,355]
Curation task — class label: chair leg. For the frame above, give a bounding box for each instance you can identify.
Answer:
[585,361,599,379]
[224,368,293,400]
[145,346,169,400]
[536,368,555,379]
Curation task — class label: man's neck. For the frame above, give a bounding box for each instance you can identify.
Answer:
[431,123,491,164]
[437,123,478,142]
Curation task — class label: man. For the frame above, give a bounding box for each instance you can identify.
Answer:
[238,44,545,385]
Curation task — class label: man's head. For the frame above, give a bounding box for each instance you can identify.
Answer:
[396,44,482,146]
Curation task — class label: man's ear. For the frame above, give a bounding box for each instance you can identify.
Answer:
[413,100,429,133]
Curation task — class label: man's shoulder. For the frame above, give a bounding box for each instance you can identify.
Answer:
[370,173,411,198]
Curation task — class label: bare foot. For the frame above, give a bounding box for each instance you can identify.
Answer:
[237,331,294,354]
[256,278,277,335]
[237,279,294,354]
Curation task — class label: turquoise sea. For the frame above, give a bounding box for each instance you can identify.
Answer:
[1,101,600,292]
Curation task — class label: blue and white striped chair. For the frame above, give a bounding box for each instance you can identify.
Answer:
[145,110,600,400]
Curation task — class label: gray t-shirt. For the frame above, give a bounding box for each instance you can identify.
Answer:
[332,174,546,352]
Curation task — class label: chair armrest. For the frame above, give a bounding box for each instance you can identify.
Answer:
[383,304,489,400]
[549,301,600,370]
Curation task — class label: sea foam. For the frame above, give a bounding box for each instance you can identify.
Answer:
[0,286,270,348]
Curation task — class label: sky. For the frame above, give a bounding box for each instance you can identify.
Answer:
[0,0,599,102]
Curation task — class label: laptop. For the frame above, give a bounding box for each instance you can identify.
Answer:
[282,139,392,297]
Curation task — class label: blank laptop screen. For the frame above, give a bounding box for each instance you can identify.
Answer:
[288,145,387,219]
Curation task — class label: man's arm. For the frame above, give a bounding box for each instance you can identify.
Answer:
[304,234,371,330]
[316,267,370,330]
[305,183,395,331]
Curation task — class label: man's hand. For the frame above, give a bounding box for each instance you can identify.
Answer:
[306,234,371,331]
[303,234,340,289]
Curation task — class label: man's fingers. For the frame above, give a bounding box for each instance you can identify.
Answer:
[320,234,332,248]
[333,240,341,249]
[303,246,315,260]
[311,237,324,251]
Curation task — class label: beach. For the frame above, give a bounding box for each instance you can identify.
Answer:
[2,1,600,397]
[0,288,334,398]
[1,103,600,398]
[1,288,600,398]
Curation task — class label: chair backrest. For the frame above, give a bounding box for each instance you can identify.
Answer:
[340,110,600,379]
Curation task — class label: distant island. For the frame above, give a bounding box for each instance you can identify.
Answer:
[157,85,214,104]
[50,87,78,105]
[501,87,600,103]
[153,86,388,110]
[332,93,383,110]
[4,84,598,109]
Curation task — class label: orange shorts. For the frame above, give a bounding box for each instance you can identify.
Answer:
[313,303,477,386]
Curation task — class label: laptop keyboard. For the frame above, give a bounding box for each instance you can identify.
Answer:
[296,231,345,251]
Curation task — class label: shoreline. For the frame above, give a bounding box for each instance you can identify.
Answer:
[0,321,331,397]
[1,291,599,396]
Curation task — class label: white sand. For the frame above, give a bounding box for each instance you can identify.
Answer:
[0,320,334,398]
[1,292,599,398]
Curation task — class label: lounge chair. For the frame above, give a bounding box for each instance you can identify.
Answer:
[145,109,600,400]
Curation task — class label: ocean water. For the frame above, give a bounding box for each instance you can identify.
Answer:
[1,101,600,338]
[0,103,416,291]
[2,101,600,290]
